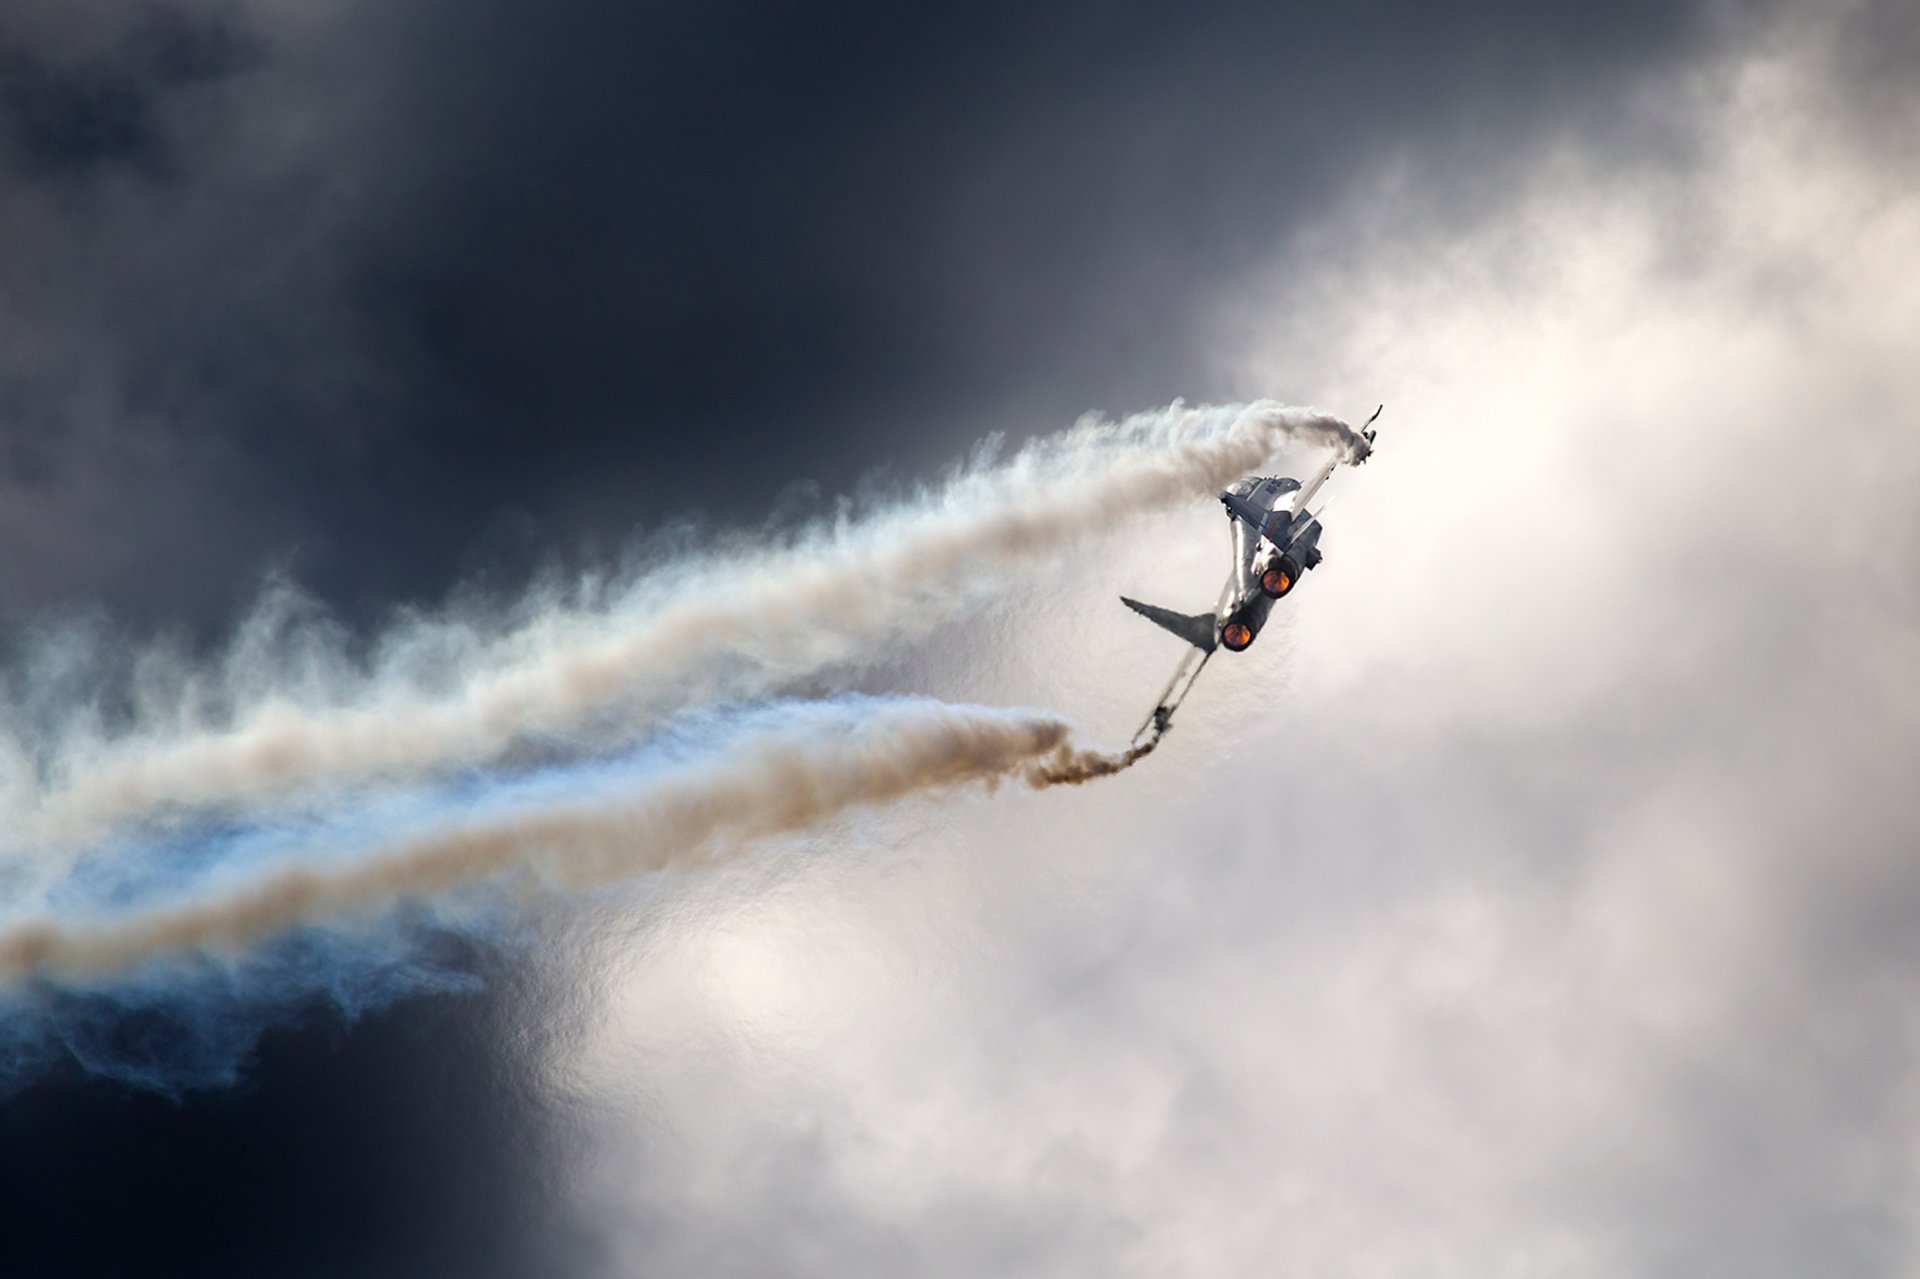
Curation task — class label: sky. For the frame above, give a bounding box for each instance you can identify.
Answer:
[2,0,1919,1275]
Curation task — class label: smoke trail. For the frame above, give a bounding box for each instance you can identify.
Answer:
[8,401,1355,852]
[0,398,1322,1089]
[0,698,1148,985]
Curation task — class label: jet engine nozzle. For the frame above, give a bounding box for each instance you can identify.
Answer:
[1259,555,1300,599]
[1220,620,1255,651]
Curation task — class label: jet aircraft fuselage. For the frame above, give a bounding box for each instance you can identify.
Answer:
[1215,474,1323,650]
[1119,407,1377,657]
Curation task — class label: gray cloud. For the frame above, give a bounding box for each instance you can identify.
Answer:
[517,10,1920,1277]
[0,0,1712,635]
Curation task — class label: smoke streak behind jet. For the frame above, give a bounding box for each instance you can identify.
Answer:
[6,401,1352,856]
[0,698,1148,985]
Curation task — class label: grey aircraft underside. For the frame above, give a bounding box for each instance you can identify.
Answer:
[1120,406,1380,742]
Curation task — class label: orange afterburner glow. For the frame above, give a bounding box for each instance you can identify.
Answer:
[1261,567,1291,597]
[1221,621,1253,651]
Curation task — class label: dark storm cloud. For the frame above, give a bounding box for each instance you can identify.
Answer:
[0,1,396,628]
[1,0,1709,636]
[0,5,262,177]
[0,988,580,1279]
[361,0,1711,525]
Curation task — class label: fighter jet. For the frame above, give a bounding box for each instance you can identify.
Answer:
[1122,405,1380,658]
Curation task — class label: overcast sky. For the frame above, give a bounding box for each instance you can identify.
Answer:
[3,1,1919,1275]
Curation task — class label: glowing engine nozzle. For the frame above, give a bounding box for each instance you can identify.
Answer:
[1221,621,1254,651]
[1259,555,1300,599]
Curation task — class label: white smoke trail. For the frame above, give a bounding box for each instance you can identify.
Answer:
[7,400,1355,851]
[0,698,1148,984]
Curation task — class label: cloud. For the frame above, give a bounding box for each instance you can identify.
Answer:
[0,0,1713,634]
[534,12,1920,1277]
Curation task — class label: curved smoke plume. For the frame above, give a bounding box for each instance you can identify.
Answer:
[7,401,1354,851]
[0,698,1148,984]
[0,399,1343,1088]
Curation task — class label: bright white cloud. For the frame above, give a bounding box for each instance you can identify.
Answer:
[542,17,1920,1278]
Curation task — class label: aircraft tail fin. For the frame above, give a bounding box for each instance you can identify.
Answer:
[1353,403,1383,462]
[1120,597,1218,654]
